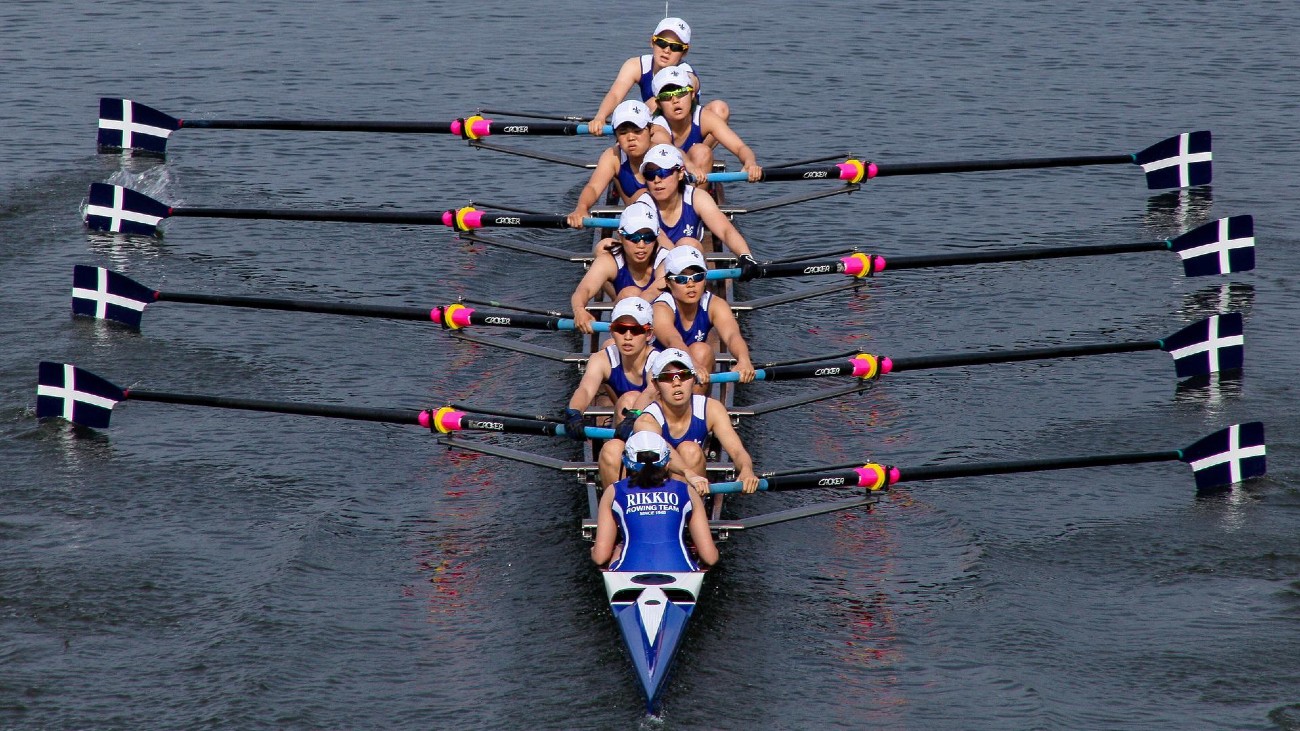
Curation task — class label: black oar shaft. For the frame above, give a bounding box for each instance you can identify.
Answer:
[126,390,422,425]
[759,164,845,182]
[180,119,456,133]
[461,311,566,330]
[887,340,1159,372]
[872,153,1132,178]
[760,361,859,380]
[158,292,435,321]
[884,241,1167,270]
[762,469,867,491]
[170,208,571,228]
[896,450,1180,483]
[750,259,851,279]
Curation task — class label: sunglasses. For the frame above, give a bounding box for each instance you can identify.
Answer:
[643,165,680,180]
[655,86,694,102]
[652,36,689,53]
[654,369,695,383]
[610,322,649,335]
[667,271,707,284]
[620,229,657,243]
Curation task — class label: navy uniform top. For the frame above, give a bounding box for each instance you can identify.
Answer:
[642,394,710,449]
[601,344,650,398]
[611,246,668,294]
[653,290,713,345]
[609,476,698,572]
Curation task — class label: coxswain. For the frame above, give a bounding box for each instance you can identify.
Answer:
[627,348,760,495]
[566,100,670,227]
[653,247,756,385]
[592,430,719,571]
[648,65,760,184]
[569,202,671,334]
[586,17,730,145]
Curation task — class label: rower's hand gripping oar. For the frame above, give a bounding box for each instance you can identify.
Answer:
[81,183,619,236]
[707,422,1266,495]
[70,265,607,333]
[96,98,615,157]
[708,216,1256,281]
[708,312,1244,384]
[705,132,1211,190]
[35,362,615,440]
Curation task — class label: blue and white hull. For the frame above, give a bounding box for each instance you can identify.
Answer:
[603,570,706,713]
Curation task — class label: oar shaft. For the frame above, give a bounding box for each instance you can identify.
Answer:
[896,450,1180,482]
[882,240,1168,270]
[126,389,422,425]
[180,119,456,133]
[887,340,1160,371]
[872,153,1133,177]
[158,291,436,321]
[171,207,449,225]
[709,467,881,494]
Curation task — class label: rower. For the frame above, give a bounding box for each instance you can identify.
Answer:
[633,348,759,495]
[591,431,719,571]
[637,144,759,275]
[566,100,671,228]
[569,202,671,333]
[586,17,730,146]
[653,247,756,385]
[649,65,760,184]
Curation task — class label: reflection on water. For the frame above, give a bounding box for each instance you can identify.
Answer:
[1174,370,1244,410]
[1180,281,1256,321]
[1144,186,1215,235]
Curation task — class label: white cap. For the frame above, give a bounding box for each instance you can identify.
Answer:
[618,202,660,235]
[651,65,694,96]
[650,347,694,377]
[611,100,652,130]
[664,245,707,275]
[610,297,653,326]
[640,143,685,173]
[624,430,671,468]
[653,17,691,45]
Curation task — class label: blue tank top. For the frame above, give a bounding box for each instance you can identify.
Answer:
[615,150,645,199]
[653,290,713,345]
[609,476,698,572]
[611,247,668,293]
[643,394,710,449]
[652,106,705,153]
[638,57,702,102]
[602,345,650,398]
[641,186,703,244]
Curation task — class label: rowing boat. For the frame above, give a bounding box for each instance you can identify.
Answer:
[38,99,1272,716]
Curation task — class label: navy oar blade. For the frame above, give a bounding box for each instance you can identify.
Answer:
[1160,313,1244,378]
[36,362,125,429]
[1133,131,1212,189]
[1180,422,1266,491]
[84,183,172,235]
[98,98,180,155]
[72,265,155,329]
[1170,215,1254,276]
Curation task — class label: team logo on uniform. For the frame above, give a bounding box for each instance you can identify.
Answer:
[681,224,695,237]
[693,331,706,342]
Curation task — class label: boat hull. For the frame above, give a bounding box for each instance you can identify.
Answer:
[603,570,705,712]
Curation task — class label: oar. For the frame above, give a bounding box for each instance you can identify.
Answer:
[96,98,614,156]
[34,362,614,439]
[708,216,1255,281]
[69,265,603,332]
[709,312,1245,383]
[81,184,619,236]
[708,422,1266,494]
[705,132,1211,190]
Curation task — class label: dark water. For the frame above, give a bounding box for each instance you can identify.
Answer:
[2,1,1298,728]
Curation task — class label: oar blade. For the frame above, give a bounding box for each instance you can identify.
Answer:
[97,98,179,155]
[1133,131,1212,189]
[84,183,170,235]
[1169,215,1255,276]
[1180,422,1266,491]
[72,265,155,329]
[36,362,126,429]
[1160,312,1244,378]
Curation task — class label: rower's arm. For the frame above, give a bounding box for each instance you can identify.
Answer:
[567,354,610,412]
[570,256,618,333]
[701,109,760,175]
[694,191,752,257]
[568,150,619,227]
[652,300,690,351]
[710,300,753,371]
[590,57,643,132]
[591,486,619,565]
[686,488,719,567]
[707,398,758,488]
